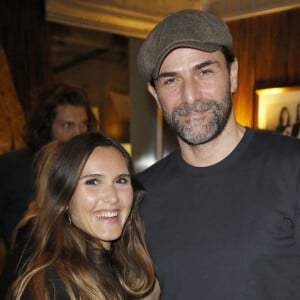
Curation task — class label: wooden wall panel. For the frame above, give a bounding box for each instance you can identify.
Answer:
[0,0,52,112]
[0,44,26,154]
[1,1,300,138]
[227,8,300,127]
[228,18,256,127]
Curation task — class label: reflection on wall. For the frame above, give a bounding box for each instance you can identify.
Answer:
[256,86,300,138]
[103,90,130,143]
[53,50,129,143]
[0,44,26,154]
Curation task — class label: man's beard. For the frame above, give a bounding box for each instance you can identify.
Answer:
[162,89,232,145]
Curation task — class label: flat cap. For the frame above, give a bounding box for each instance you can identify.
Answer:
[137,9,232,82]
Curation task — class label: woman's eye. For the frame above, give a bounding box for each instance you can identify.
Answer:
[85,178,98,185]
[116,177,130,184]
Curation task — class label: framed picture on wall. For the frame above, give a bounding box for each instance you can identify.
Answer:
[255,85,300,138]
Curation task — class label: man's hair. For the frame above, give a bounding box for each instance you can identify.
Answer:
[24,82,97,151]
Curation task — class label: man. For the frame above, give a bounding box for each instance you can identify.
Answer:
[136,9,300,299]
[0,82,97,249]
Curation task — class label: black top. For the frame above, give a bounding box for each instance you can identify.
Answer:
[20,274,73,300]
[137,128,300,300]
[0,147,36,248]
[1,226,134,300]
[19,270,134,300]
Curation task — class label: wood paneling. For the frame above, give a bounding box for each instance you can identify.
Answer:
[0,0,52,112]
[0,44,26,153]
[1,1,300,136]
[228,8,300,127]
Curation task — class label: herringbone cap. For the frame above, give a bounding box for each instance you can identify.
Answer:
[137,9,232,81]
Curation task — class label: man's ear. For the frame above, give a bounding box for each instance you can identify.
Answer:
[230,58,238,93]
[147,82,162,109]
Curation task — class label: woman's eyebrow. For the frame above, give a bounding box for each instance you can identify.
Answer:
[116,173,131,178]
[79,173,102,180]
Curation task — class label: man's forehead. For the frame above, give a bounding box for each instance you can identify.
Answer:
[55,105,87,120]
[159,48,223,71]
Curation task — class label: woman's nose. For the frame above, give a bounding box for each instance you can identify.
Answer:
[102,185,118,204]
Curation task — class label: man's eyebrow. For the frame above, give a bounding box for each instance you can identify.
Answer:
[156,60,220,80]
[156,71,177,80]
[192,60,219,71]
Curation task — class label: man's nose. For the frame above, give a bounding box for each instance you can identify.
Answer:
[73,124,86,136]
[78,124,88,134]
[182,77,201,104]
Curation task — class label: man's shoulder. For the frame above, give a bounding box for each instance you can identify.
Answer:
[0,148,35,180]
[136,150,179,183]
[0,148,34,166]
[253,129,300,152]
[246,129,300,170]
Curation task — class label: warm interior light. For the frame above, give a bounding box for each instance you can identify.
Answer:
[121,143,131,155]
[256,86,300,131]
[256,87,286,96]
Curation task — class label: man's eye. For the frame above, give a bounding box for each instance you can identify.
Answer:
[62,122,72,129]
[80,122,88,128]
[165,78,176,85]
[199,69,212,76]
[163,78,177,86]
[157,77,177,87]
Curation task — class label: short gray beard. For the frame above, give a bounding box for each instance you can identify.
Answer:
[163,89,232,145]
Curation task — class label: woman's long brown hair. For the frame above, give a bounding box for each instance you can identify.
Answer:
[7,133,155,300]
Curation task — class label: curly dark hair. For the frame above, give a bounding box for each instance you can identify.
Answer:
[24,82,97,151]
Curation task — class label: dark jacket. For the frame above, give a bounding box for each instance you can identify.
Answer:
[0,147,36,249]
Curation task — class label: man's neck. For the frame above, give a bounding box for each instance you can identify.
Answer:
[178,120,245,167]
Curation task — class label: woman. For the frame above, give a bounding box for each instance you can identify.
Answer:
[7,132,158,300]
[275,106,291,135]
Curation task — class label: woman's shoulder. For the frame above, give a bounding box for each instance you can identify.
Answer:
[20,272,73,300]
[46,271,74,299]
